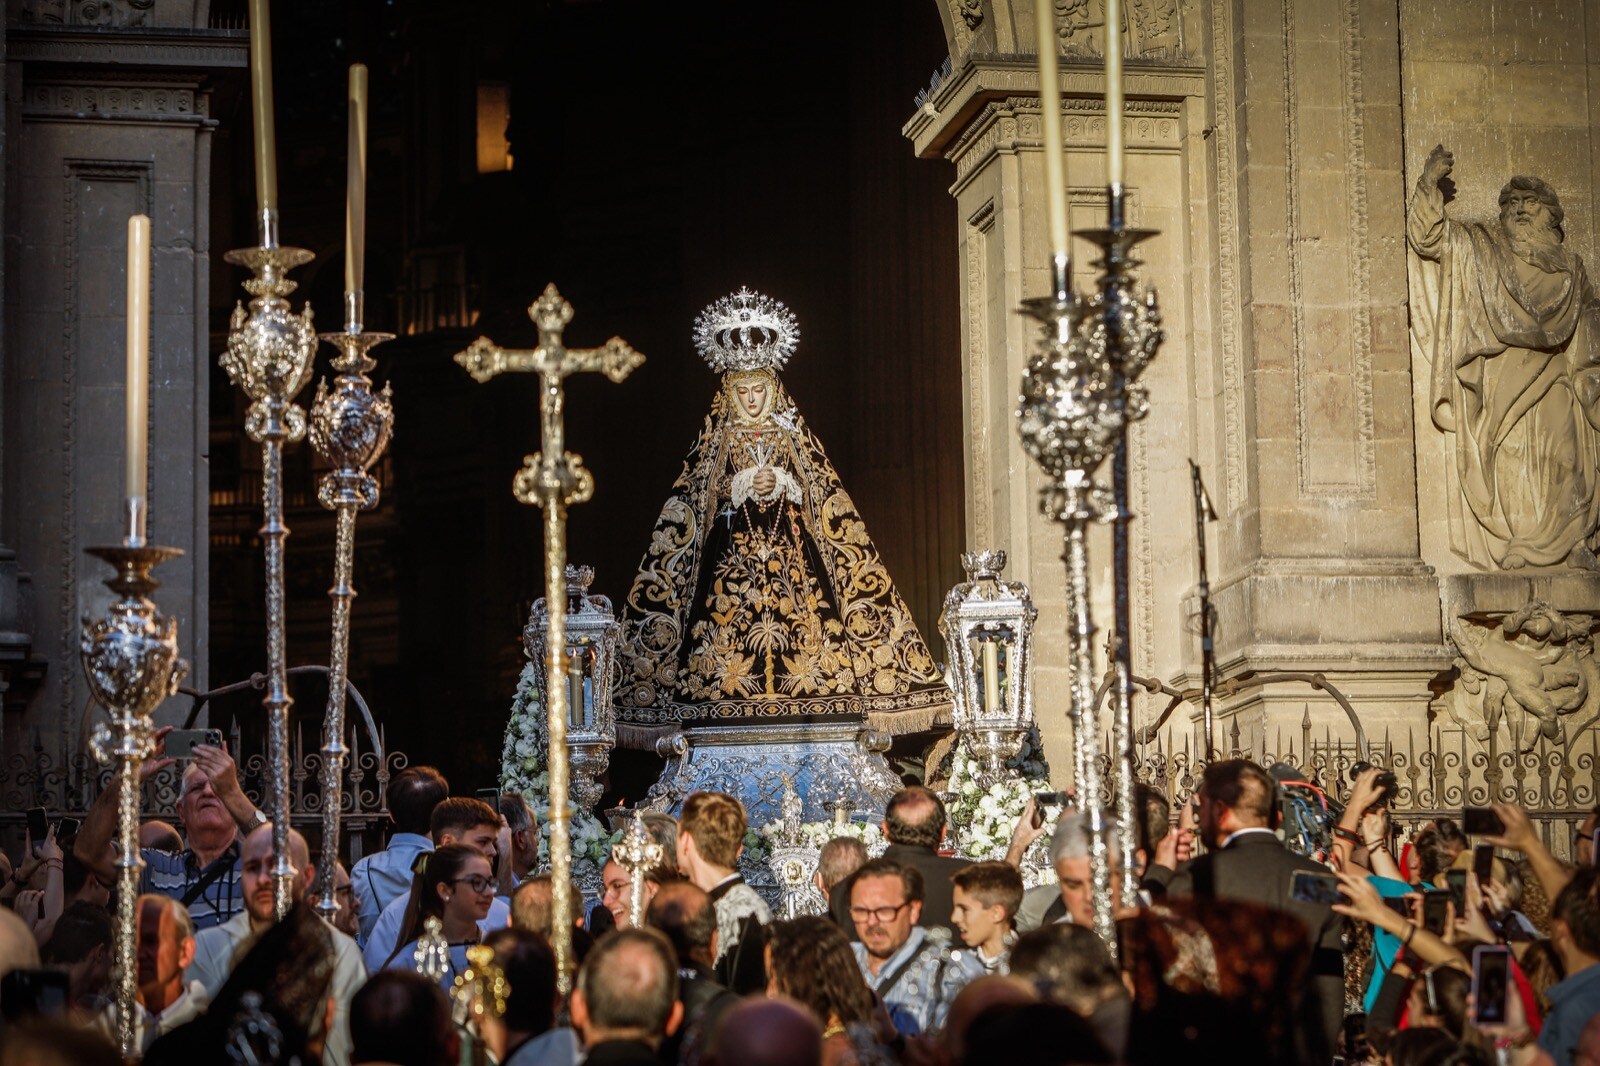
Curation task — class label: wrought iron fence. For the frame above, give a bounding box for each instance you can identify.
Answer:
[2,668,406,865]
[1115,713,1600,864]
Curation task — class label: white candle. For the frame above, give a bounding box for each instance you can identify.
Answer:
[125,214,150,539]
[345,63,367,305]
[982,639,1001,716]
[1105,0,1124,186]
[568,652,586,729]
[1035,0,1069,262]
[248,0,278,220]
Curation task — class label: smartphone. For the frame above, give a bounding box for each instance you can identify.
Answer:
[0,968,70,1021]
[1471,944,1512,1025]
[1422,888,1451,934]
[1424,968,1444,1016]
[55,816,81,844]
[1381,895,1414,919]
[476,787,501,814]
[24,806,47,845]
[164,728,223,760]
[1031,791,1072,829]
[1591,829,1600,867]
[1474,843,1495,884]
[1289,870,1345,906]
[1446,870,1468,908]
[1462,806,1505,836]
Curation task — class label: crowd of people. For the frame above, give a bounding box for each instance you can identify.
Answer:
[1,730,1598,1066]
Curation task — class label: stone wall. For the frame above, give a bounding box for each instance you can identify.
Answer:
[913,0,1600,777]
[0,7,244,755]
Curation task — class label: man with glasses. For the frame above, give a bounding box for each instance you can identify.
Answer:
[848,857,980,1036]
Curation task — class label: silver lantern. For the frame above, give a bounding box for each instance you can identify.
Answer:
[939,550,1038,784]
[524,565,618,811]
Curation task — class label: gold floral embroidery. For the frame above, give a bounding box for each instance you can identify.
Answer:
[618,381,949,726]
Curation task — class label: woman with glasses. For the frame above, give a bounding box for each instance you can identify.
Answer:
[381,843,496,987]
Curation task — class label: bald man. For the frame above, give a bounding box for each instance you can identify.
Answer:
[571,928,683,1063]
[0,905,40,985]
[704,998,822,1066]
[187,821,367,1065]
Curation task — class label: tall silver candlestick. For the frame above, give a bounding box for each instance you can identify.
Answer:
[307,322,392,920]
[81,544,188,1057]
[1016,193,1162,943]
[1084,188,1164,909]
[221,243,317,919]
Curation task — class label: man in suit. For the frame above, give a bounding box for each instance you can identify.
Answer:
[832,787,970,934]
[1165,758,1345,1066]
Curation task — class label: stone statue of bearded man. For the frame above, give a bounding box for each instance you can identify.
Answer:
[1408,144,1600,570]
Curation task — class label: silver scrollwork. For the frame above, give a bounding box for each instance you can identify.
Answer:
[80,544,188,1058]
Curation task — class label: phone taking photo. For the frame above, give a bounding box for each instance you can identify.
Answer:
[1462,806,1505,836]
[164,728,223,761]
[1031,791,1072,829]
[1473,843,1495,884]
[1446,869,1468,908]
[1471,944,1512,1025]
[1289,870,1345,906]
[24,806,47,845]
[1422,889,1451,935]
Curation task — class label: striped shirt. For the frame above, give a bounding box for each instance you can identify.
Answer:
[138,841,243,931]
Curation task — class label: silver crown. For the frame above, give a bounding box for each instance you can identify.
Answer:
[693,288,800,373]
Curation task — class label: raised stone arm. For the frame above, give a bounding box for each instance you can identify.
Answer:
[1407,143,1455,259]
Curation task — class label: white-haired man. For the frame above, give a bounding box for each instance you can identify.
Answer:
[75,727,263,931]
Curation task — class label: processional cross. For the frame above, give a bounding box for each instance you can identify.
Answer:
[456,284,643,990]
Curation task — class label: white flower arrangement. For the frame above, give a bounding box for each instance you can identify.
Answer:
[500,663,621,878]
[755,818,886,856]
[942,729,1056,886]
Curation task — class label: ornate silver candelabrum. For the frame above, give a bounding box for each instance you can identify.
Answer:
[307,317,393,921]
[221,241,317,919]
[80,544,188,1058]
[1015,189,1162,945]
[939,549,1038,785]
[524,565,619,812]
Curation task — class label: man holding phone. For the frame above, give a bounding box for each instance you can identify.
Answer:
[73,725,263,931]
[1535,867,1600,1066]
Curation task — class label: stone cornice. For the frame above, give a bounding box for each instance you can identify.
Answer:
[22,78,212,123]
[902,52,1205,161]
[8,25,247,69]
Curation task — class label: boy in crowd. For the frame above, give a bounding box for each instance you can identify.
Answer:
[950,861,1024,973]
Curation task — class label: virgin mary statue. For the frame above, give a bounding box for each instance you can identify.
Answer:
[617,289,950,737]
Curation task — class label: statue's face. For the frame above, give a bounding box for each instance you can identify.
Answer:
[727,371,776,423]
[1501,190,1559,245]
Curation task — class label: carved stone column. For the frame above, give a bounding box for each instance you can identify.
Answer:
[0,4,245,757]
[912,0,1449,770]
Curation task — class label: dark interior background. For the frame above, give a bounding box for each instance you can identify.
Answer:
[206,0,964,802]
